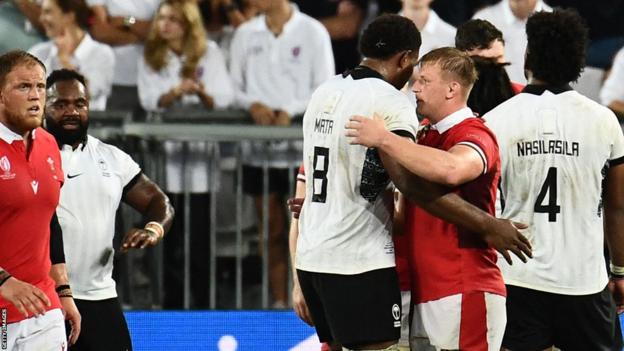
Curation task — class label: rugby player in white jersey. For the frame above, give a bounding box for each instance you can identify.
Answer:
[485,9,624,351]
[294,14,532,351]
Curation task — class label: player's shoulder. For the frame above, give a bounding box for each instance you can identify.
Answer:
[451,118,498,143]
[483,93,528,122]
[34,127,59,148]
[86,135,132,161]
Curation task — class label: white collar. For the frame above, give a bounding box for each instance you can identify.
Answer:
[502,0,547,24]
[431,107,475,133]
[0,122,37,143]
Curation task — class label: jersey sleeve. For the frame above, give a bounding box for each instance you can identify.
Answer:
[453,121,499,175]
[381,92,418,140]
[110,146,142,186]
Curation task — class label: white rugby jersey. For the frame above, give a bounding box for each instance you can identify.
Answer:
[296,67,418,274]
[485,85,624,295]
[57,135,141,300]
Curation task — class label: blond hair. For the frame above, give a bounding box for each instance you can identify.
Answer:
[418,47,478,91]
[144,0,207,78]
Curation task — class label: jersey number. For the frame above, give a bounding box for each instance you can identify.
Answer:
[312,147,329,203]
[534,167,560,222]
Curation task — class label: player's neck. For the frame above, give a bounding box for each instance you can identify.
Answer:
[429,103,468,124]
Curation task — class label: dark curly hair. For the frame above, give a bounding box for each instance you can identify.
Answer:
[468,56,514,116]
[359,14,421,59]
[525,9,588,85]
[455,19,504,51]
[46,69,88,90]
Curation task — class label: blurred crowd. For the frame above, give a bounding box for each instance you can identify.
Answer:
[2,0,624,310]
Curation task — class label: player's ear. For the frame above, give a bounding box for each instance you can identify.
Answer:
[399,50,413,69]
[446,81,461,99]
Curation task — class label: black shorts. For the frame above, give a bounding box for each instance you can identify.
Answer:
[297,268,401,348]
[503,285,623,351]
[69,298,132,351]
[242,166,297,196]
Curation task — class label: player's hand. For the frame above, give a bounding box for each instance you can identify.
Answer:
[292,282,313,326]
[608,278,624,314]
[345,114,388,147]
[0,277,51,317]
[250,102,275,125]
[60,297,82,345]
[287,197,304,219]
[483,219,533,265]
[121,228,159,252]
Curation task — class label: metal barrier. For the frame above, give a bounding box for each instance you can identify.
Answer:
[90,111,302,310]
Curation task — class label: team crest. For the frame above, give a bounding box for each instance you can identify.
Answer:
[0,156,15,180]
[292,46,301,58]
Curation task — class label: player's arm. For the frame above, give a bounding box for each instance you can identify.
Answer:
[288,177,313,326]
[603,163,624,312]
[346,114,484,186]
[49,262,81,344]
[121,173,174,251]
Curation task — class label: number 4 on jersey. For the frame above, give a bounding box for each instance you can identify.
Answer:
[534,167,560,222]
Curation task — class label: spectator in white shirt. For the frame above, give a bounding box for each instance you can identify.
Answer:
[601,47,624,118]
[473,0,552,84]
[86,0,160,112]
[138,0,234,309]
[29,0,115,111]
[229,0,334,308]
[400,0,456,56]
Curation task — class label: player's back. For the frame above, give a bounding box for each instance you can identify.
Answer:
[296,70,417,275]
[485,88,624,294]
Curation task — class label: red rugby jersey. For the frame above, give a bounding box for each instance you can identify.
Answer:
[406,117,505,304]
[0,126,63,323]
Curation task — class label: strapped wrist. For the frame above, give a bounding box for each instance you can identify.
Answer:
[56,284,73,298]
[0,270,12,288]
[610,263,624,279]
[144,221,164,240]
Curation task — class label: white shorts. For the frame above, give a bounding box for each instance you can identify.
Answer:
[410,292,506,351]
[4,308,66,351]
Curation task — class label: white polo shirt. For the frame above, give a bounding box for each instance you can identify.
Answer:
[473,0,552,84]
[229,4,334,116]
[57,135,141,300]
[138,40,234,111]
[600,47,624,107]
[411,9,456,56]
[138,40,233,193]
[29,33,115,111]
[86,0,161,86]
[297,67,418,275]
[485,85,624,295]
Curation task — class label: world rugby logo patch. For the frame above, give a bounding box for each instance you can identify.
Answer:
[392,303,401,327]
